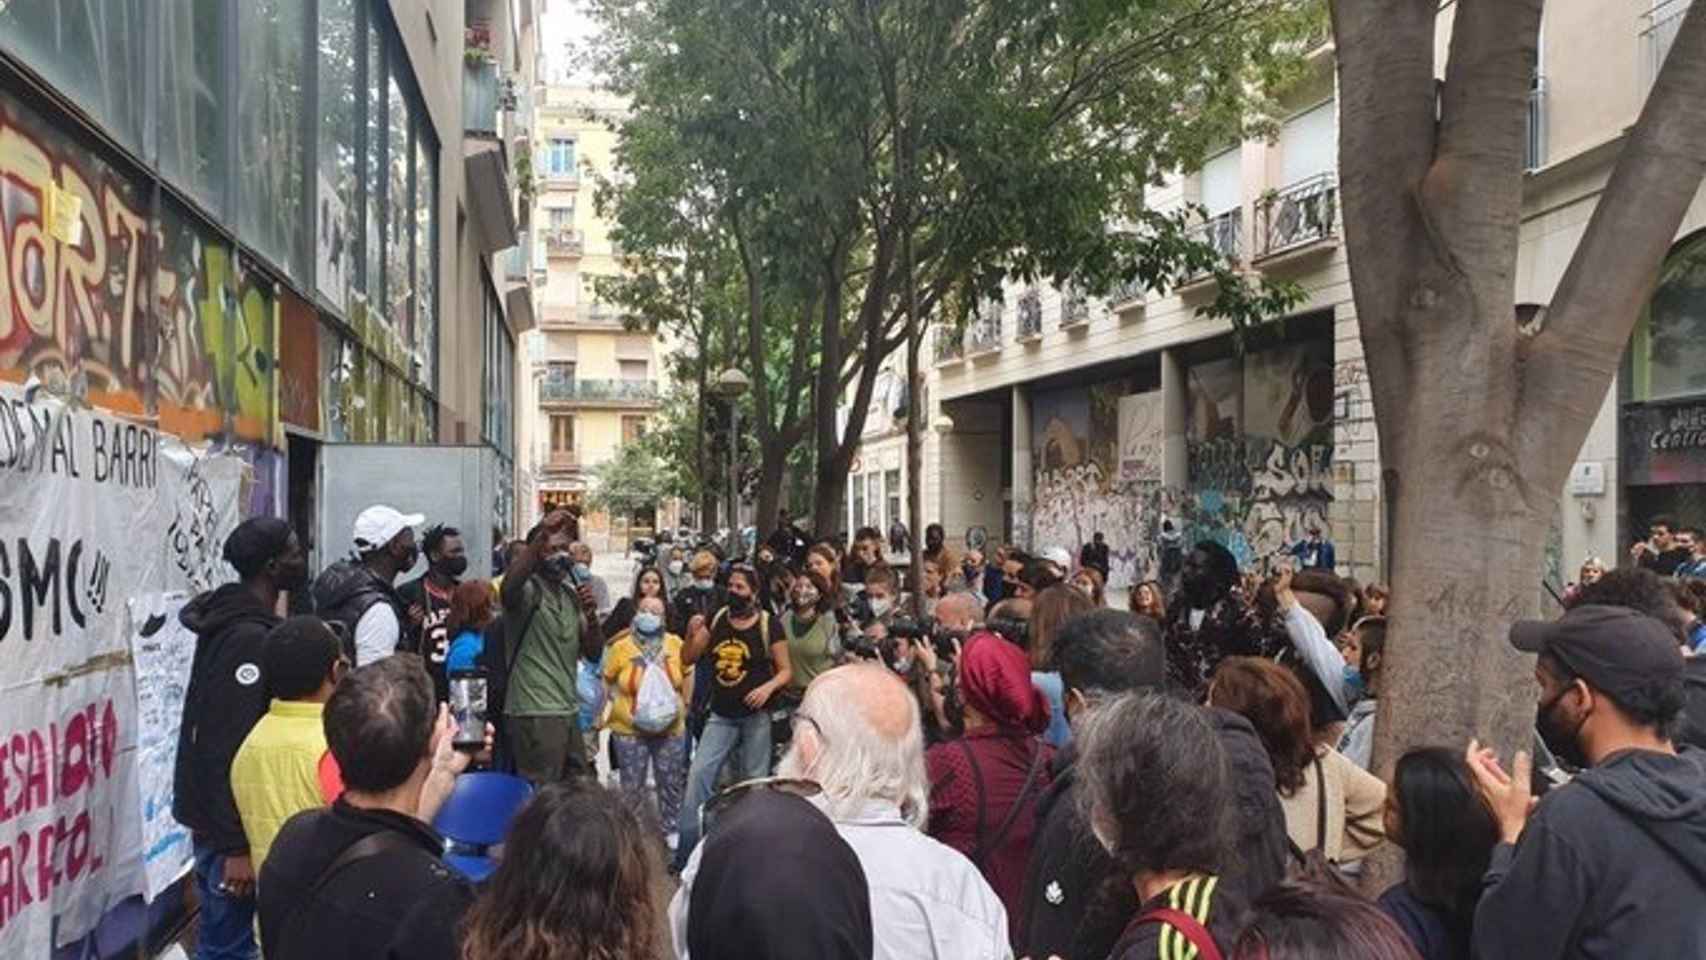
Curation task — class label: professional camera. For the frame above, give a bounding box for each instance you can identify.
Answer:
[887,616,934,642]
[986,614,1030,648]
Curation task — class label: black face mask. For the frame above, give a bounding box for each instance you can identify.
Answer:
[436,555,470,578]
[275,558,311,593]
[1537,686,1589,770]
[727,593,754,615]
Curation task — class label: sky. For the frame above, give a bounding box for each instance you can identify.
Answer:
[540,0,602,85]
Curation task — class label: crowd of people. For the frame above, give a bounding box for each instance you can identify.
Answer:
[168,504,1706,960]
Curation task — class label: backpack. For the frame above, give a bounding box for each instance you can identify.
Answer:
[632,650,681,734]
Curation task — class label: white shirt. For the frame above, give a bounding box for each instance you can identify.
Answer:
[669,798,1012,960]
[353,602,400,665]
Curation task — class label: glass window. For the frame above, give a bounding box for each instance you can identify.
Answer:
[0,0,147,154]
[415,133,437,390]
[622,416,647,445]
[551,415,576,453]
[237,0,308,281]
[547,207,575,232]
[386,69,413,334]
[545,138,576,176]
[364,23,385,312]
[158,0,229,213]
[1631,232,1706,403]
[315,0,358,312]
[851,474,866,531]
[885,469,902,531]
[868,474,883,529]
[1200,148,1241,217]
[1280,101,1336,185]
[618,359,649,382]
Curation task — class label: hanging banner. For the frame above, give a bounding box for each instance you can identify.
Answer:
[128,593,197,900]
[0,384,246,956]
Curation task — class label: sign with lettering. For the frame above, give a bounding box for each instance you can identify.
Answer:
[0,384,245,955]
[1623,400,1706,487]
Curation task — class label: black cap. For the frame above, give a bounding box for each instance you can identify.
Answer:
[223,517,294,579]
[1510,604,1684,702]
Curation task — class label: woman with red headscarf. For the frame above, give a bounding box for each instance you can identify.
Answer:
[925,632,1055,950]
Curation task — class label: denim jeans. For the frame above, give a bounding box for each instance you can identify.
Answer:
[193,845,258,960]
[674,711,771,868]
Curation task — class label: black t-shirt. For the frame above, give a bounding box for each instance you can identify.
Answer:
[708,612,777,719]
[1642,547,1693,577]
[1111,875,1247,960]
[396,575,456,697]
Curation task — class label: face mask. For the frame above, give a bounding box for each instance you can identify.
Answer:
[869,597,893,618]
[669,560,685,575]
[1342,665,1366,703]
[728,593,754,614]
[437,555,469,578]
[795,588,820,609]
[633,612,663,635]
[1537,686,1589,769]
[543,551,575,579]
[572,562,593,583]
[693,577,715,591]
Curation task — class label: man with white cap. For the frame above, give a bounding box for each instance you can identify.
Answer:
[312,504,425,666]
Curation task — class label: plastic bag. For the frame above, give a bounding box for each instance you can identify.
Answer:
[577,658,607,731]
[632,655,680,734]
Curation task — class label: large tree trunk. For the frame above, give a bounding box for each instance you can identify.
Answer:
[814,253,851,537]
[1332,0,1706,793]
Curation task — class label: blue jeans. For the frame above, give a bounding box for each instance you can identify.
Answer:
[674,711,772,868]
[193,845,258,960]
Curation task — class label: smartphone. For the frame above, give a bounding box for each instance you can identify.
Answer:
[448,669,489,751]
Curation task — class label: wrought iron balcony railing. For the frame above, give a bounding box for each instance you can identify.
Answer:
[1256,173,1337,260]
[1061,287,1091,326]
[539,378,660,404]
[1016,289,1043,340]
[934,326,964,364]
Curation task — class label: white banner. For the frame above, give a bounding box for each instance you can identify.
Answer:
[0,384,245,955]
[1118,391,1164,486]
[128,593,197,901]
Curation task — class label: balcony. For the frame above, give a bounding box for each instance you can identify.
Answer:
[965,311,1003,357]
[1642,0,1690,98]
[1255,173,1338,263]
[933,326,964,365]
[1526,77,1548,172]
[1182,207,1242,285]
[1016,289,1043,341]
[541,450,581,475]
[539,377,661,407]
[463,59,519,255]
[545,228,585,258]
[1061,287,1091,327]
[501,236,537,332]
[1107,277,1146,313]
[540,302,627,331]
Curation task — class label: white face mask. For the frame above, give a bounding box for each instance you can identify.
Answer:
[869,597,893,618]
[668,560,685,575]
[633,612,663,635]
[693,578,715,590]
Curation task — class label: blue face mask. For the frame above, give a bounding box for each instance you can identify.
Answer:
[1343,664,1366,702]
[572,562,593,583]
[633,612,663,635]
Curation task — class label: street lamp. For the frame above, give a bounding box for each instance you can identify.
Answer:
[712,368,750,558]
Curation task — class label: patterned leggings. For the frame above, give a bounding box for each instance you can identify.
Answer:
[610,733,688,836]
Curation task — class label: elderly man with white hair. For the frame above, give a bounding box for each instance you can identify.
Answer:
[670,663,1012,960]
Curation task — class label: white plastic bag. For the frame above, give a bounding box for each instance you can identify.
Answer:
[632,655,680,734]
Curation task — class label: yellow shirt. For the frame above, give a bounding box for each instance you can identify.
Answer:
[601,630,685,737]
[230,700,328,872]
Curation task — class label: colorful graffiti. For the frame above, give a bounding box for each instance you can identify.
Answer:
[0,91,275,443]
[1032,378,1153,589]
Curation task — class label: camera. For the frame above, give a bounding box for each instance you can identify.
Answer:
[887,616,933,641]
[987,614,1030,648]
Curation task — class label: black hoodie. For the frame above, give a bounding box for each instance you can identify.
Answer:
[1681,657,1706,752]
[1020,706,1289,960]
[172,583,280,855]
[1472,748,1706,959]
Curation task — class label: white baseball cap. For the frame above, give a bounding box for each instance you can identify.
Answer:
[353,505,425,552]
[1041,546,1073,570]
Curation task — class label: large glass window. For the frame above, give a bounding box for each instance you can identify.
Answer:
[237,0,308,282]
[158,0,229,213]
[482,278,515,456]
[0,0,147,153]
[415,132,437,389]
[545,138,577,176]
[1631,232,1706,404]
[1200,148,1242,217]
[364,22,386,311]
[386,69,413,334]
[316,0,358,311]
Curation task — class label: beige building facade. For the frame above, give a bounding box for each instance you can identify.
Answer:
[519,85,676,547]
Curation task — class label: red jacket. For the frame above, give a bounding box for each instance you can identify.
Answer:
[926,728,1055,949]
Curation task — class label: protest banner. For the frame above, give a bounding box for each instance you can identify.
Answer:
[0,384,245,955]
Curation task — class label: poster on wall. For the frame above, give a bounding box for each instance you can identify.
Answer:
[315,173,350,312]
[0,383,246,954]
[1117,391,1164,486]
[128,593,196,900]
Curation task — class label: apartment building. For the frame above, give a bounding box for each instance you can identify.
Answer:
[520,85,675,546]
[847,49,1378,590]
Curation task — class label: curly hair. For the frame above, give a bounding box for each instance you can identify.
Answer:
[1571,568,1690,642]
[459,783,661,960]
[1209,657,1316,797]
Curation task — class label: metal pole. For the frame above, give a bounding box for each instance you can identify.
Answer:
[728,404,740,559]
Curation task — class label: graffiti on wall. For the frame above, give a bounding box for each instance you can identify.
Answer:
[1031,379,1151,588]
[0,91,275,443]
[1185,340,1335,572]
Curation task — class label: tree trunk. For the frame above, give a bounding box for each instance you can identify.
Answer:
[1331,0,1706,810]
[814,254,850,537]
[754,445,787,548]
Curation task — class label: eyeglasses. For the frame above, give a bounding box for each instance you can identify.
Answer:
[699,776,822,838]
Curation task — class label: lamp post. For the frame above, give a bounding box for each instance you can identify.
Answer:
[712,368,750,559]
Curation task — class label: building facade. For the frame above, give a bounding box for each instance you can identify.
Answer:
[0,0,542,567]
[519,85,675,547]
